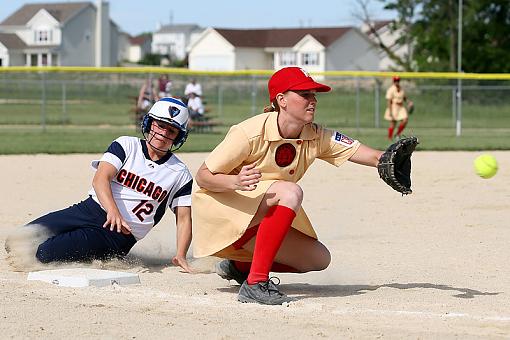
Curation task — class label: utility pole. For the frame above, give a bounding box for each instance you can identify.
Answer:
[456,0,463,136]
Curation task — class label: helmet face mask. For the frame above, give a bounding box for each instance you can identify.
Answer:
[141,97,189,152]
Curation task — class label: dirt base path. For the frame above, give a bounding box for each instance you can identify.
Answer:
[1,152,509,339]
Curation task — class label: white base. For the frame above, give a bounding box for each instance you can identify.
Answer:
[27,268,140,287]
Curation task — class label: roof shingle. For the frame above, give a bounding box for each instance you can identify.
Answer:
[0,33,27,49]
[0,2,91,25]
[214,27,352,48]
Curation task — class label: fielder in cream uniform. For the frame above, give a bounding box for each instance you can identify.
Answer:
[193,67,385,305]
[384,76,413,140]
[193,113,359,259]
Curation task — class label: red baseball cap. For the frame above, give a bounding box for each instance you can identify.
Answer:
[393,75,401,82]
[268,67,331,101]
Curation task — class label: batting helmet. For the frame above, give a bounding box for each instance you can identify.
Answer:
[141,97,189,151]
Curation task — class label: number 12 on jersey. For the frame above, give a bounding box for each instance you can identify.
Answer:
[132,200,154,222]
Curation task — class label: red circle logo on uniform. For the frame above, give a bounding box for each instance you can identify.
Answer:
[275,143,296,167]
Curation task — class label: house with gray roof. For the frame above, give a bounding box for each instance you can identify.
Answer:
[152,24,204,61]
[187,26,380,72]
[0,1,122,67]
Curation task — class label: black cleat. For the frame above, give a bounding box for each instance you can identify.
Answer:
[238,277,295,305]
[215,259,248,285]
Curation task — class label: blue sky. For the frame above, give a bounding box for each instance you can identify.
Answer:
[0,0,396,36]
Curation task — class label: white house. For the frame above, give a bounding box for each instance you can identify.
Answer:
[127,34,152,63]
[117,31,131,63]
[188,27,381,72]
[0,1,122,67]
[152,24,204,61]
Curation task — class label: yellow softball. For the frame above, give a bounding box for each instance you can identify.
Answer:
[474,154,498,179]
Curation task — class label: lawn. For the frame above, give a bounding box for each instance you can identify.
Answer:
[0,125,508,154]
[1,73,509,153]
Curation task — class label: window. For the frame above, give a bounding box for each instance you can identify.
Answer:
[0,59,3,67]
[30,54,37,66]
[41,54,48,66]
[51,54,58,66]
[278,52,297,66]
[301,52,319,66]
[36,30,51,43]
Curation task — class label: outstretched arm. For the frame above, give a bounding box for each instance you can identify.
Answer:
[172,206,192,273]
[349,144,384,167]
[92,162,132,234]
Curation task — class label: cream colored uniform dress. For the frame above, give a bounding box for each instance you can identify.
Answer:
[384,84,408,121]
[192,111,360,261]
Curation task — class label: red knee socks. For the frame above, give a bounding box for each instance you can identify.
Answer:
[246,205,296,284]
[388,126,394,140]
[396,122,407,136]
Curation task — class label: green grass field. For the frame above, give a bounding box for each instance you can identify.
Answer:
[0,125,508,154]
[1,75,509,153]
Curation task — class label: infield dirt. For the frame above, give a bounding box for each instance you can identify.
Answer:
[1,151,509,339]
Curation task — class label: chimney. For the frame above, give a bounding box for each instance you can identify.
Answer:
[95,0,111,67]
[95,0,102,66]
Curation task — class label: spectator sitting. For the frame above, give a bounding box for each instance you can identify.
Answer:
[158,74,173,98]
[187,92,205,120]
[184,78,202,98]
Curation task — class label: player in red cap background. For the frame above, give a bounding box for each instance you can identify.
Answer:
[384,76,414,140]
[192,67,388,305]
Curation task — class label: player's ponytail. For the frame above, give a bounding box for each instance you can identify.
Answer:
[263,100,280,113]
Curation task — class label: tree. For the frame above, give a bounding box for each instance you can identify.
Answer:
[411,0,458,71]
[354,0,420,71]
[138,53,162,66]
[358,0,510,73]
[461,0,510,73]
[413,0,510,72]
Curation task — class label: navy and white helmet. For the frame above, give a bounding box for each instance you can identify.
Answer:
[141,97,189,150]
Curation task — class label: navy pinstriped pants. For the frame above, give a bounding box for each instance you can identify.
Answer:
[27,197,137,263]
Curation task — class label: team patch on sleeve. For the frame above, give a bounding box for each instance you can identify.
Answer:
[332,132,355,147]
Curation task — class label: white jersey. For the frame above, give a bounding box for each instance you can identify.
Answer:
[184,82,202,97]
[88,136,192,241]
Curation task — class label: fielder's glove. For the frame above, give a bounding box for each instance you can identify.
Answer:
[377,136,419,195]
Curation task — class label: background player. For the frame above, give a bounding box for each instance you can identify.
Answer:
[384,76,413,140]
[6,98,193,272]
[137,78,158,120]
[192,67,405,305]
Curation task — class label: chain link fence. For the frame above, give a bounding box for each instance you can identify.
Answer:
[1,69,510,134]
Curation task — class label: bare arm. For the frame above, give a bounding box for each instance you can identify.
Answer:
[137,85,145,108]
[349,144,384,167]
[406,95,413,108]
[171,206,193,273]
[195,162,261,193]
[92,162,132,234]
